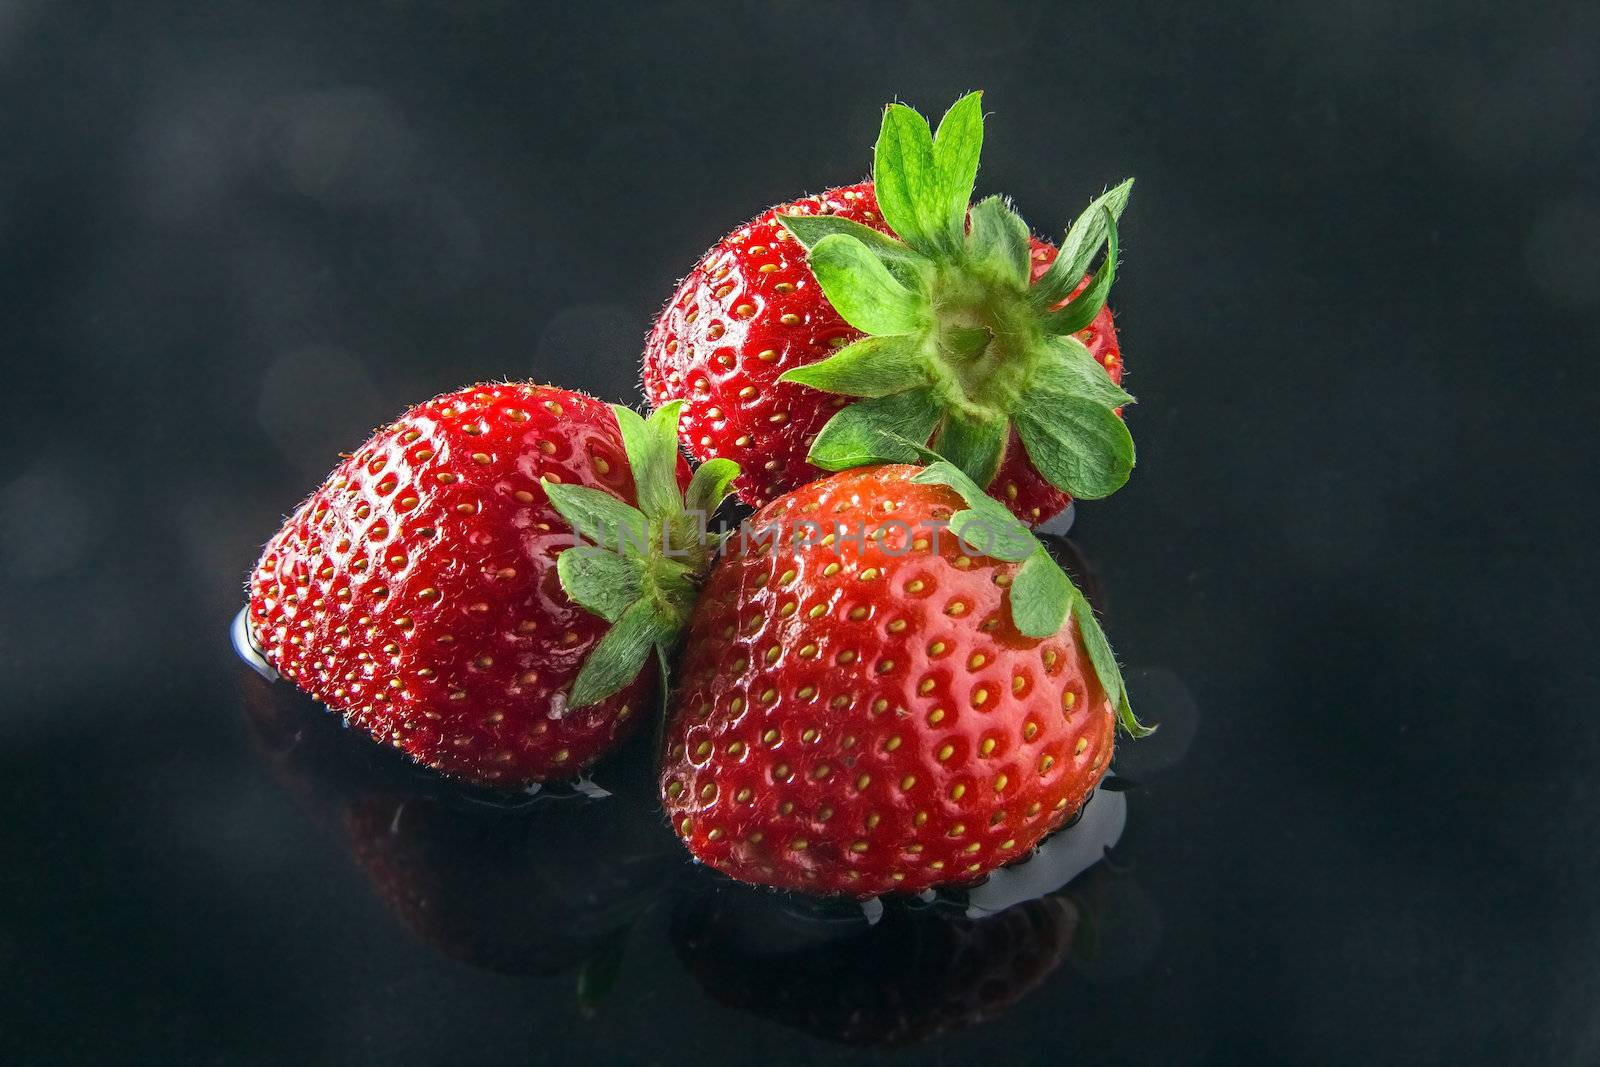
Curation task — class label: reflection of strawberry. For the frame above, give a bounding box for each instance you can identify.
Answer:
[241,681,677,976]
[670,882,1080,1047]
[644,94,1134,524]
[247,386,733,788]
[660,462,1149,897]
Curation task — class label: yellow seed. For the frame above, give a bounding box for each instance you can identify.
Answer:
[951,783,967,799]
[727,741,745,756]
[887,619,907,633]
[928,708,946,725]
[850,841,869,853]
[790,838,808,851]
[884,736,902,752]
[822,562,840,577]
[856,774,871,790]
[937,743,954,761]
[1076,737,1089,754]
[968,653,986,669]
[973,688,989,707]
[736,788,752,802]
[993,774,1009,792]
[797,685,816,700]
[1063,691,1077,708]
[859,567,879,581]
[802,728,819,743]
[811,764,831,779]
[980,738,996,756]
[928,641,946,656]
[808,604,826,618]
[901,774,917,790]
[907,579,925,593]
[848,606,868,620]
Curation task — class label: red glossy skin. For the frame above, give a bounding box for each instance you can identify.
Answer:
[248,383,673,788]
[659,465,1117,898]
[643,182,1124,524]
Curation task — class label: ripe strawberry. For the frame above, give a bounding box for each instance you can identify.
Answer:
[246,384,737,788]
[659,461,1150,898]
[644,92,1135,525]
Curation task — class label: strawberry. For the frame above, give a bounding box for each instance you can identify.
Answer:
[659,461,1150,898]
[246,385,738,789]
[644,93,1135,525]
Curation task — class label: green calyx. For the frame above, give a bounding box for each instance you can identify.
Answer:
[545,402,738,709]
[778,92,1137,504]
[904,443,1153,739]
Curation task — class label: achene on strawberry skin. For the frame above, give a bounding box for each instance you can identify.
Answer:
[659,463,1146,899]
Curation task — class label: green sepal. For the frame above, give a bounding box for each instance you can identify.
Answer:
[929,91,985,252]
[555,404,742,710]
[543,482,650,557]
[1011,548,1073,637]
[965,195,1032,288]
[1041,206,1117,335]
[1032,180,1133,311]
[808,388,943,470]
[807,234,928,336]
[611,402,685,521]
[779,335,930,397]
[778,214,927,282]
[569,598,677,709]
[684,457,739,520]
[556,547,644,623]
[1071,593,1154,738]
[1037,336,1135,409]
[872,91,984,257]
[908,446,1149,738]
[1013,393,1135,500]
[931,409,1009,488]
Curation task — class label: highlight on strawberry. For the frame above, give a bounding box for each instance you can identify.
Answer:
[659,449,1151,899]
[244,384,738,789]
[644,92,1135,526]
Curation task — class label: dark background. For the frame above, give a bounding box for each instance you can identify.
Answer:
[3,1,1597,1064]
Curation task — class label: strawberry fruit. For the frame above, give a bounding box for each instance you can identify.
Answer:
[659,460,1149,897]
[644,93,1135,525]
[247,384,737,788]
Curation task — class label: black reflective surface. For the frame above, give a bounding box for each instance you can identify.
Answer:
[4,2,1598,1064]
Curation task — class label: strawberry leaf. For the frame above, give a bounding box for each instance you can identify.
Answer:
[543,481,650,557]
[1014,396,1134,500]
[684,457,739,520]
[778,214,926,279]
[569,598,676,708]
[1032,180,1133,311]
[873,102,941,255]
[559,406,741,709]
[965,195,1032,288]
[779,335,930,397]
[807,234,929,336]
[1036,336,1135,409]
[930,409,1009,488]
[1042,207,1118,335]
[808,388,943,471]
[1071,592,1154,738]
[1011,548,1073,637]
[612,402,685,521]
[929,91,985,252]
[556,547,645,623]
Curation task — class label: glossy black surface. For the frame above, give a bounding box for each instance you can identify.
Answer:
[3,2,1597,1064]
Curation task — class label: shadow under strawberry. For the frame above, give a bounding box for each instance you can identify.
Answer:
[241,679,679,978]
[667,781,1127,1048]
[669,865,1123,1048]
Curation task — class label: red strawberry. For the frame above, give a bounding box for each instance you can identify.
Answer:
[247,384,736,788]
[644,93,1135,525]
[659,462,1150,897]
